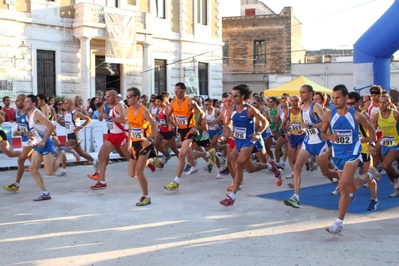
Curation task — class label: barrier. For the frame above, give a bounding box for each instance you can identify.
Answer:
[0,120,124,168]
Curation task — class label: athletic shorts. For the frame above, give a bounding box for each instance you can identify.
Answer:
[301,141,329,157]
[0,130,7,141]
[194,139,210,148]
[178,128,196,142]
[34,138,57,156]
[381,144,399,156]
[130,141,156,160]
[333,154,362,171]
[262,127,272,139]
[209,129,222,140]
[227,137,235,149]
[67,133,81,146]
[235,137,264,153]
[106,132,128,147]
[361,153,371,163]
[158,131,175,141]
[289,134,305,149]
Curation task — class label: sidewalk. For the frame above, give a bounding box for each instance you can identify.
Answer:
[0,158,398,265]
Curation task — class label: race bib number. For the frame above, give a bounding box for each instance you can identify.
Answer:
[381,136,395,146]
[107,121,114,130]
[176,116,187,125]
[335,129,353,144]
[22,140,34,147]
[306,128,317,136]
[65,122,71,130]
[233,127,247,139]
[130,128,143,139]
[160,119,167,126]
[291,123,301,131]
[30,129,42,142]
[19,124,27,131]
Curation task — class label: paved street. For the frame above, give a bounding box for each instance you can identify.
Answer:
[0,158,398,266]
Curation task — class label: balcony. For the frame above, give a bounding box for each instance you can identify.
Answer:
[73,2,152,39]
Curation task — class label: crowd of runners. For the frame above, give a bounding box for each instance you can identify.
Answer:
[2,82,398,235]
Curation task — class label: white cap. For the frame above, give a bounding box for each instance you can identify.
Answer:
[117,94,122,97]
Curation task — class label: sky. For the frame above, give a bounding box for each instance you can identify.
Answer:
[260,0,395,51]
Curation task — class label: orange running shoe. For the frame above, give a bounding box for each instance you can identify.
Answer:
[87,172,100,181]
[226,182,244,192]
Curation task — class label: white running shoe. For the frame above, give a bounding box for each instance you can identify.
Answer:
[216,172,223,179]
[331,186,340,196]
[55,168,67,177]
[325,221,343,235]
[185,167,198,175]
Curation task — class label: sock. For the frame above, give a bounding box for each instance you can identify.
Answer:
[100,181,106,184]
[367,172,374,179]
[349,193,354,197]
[229,192,236,200]
[294,194,300,201]
[174,176,180,184]
[14,182,20,187]
[205,151,210,158]
[218,167,223,172]
[266,163,272,170]
[41,191,49,195]
[62,168,66,170]
[336,218,343,224]
[190,166,197,171]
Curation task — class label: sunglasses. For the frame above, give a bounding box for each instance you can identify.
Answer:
[232,93,241,98]
[57,103,62,105]
[347,102,356,105]
[126,95,135,98]
[370,91,380,95]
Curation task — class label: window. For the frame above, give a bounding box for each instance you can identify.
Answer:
[245,8,256,16]
[198,62,208,96]
[223,42,229,65]
[0,80,13,95]
[37,50,56,96]
[253,40,266,64]
[154,0,165,18]
[197,0,207,25]
[154,59,167,95]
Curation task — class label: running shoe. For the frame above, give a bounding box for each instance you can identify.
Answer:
[87,172,100,181]
[209,148,216,166]
[136,196,151,206]
[275,169,283,187]
[90,181,107,190]
[92,159,99,173]
[268,160,278,173]
[164,181,179,192]
[287,181,294,188]
[33,192,51,201]
[394,178,399,190]
[367,199,379,211]
[284,196,300,208]
[216,172,223,179]
[185,167,198,175]
[183,164,191,172]
[331,186,340,196]
[147,163,156,172]
[286,172,293,179]
[206,164,213,173]
[390,189,399,198]
[219,194,235,207]
[363,182,369,189]
[325,221,343,235]
[153,158,163,168]
[3,183,19,192]
[55,168,67,177]
[368,166,382,181]
[350,194,356,202]
[221,167,230,175]
[73,152,81,163]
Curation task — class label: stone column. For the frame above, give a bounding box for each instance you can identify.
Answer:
[142,43,151,96]
[79,36,91,103]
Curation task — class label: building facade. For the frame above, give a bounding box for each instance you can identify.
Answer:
[222,0,305,92]
[0,0,223,102]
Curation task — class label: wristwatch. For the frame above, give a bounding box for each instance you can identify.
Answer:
[308,123,313,129]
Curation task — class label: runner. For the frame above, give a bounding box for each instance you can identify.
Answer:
[164,82,205,192]
[88,90,130,189]
[126,87,158,206]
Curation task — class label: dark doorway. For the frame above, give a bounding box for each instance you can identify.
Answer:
[95,55,121,93]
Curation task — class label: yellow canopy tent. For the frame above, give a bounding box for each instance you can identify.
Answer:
[263,76,332,97]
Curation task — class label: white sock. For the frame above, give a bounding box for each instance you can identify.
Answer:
[294,194,300,201]
[100,181,106,184]
[229,192,236,200]
[14,182,20,187]
[174,176,180,184]
[336,218,343,224]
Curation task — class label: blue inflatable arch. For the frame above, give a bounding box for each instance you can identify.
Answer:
[353,0,399,94]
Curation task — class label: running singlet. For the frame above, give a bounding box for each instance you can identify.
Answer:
[289,108,304,136]
[28,109,47,143]
[231,104,254,141]
[269,107,279,130]
[301,102,323,145]
[359,110,369,154]
[378,110,399,147]
[158,107,173,133]
[173,97,195,129]
[16,109,31,143]
[206,108,219,130]
[108,106,125,134]
[127,105,146,142]
[195,113,209,141]
[329,107,360,158]
[64,110,80,134]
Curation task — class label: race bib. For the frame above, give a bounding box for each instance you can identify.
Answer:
[291,123,301,131]
[305,128,317,136]
[22,140,34,147]
[234,127,246,139]
[335,129,353,144]
[19,124,27,132]
[176,116,187,125]
[381,136,395,146]
[130,128,143,139]
[30,129,42,142]
[160,119,167,126]
[65,122,71,130]
[107,121,114,130]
